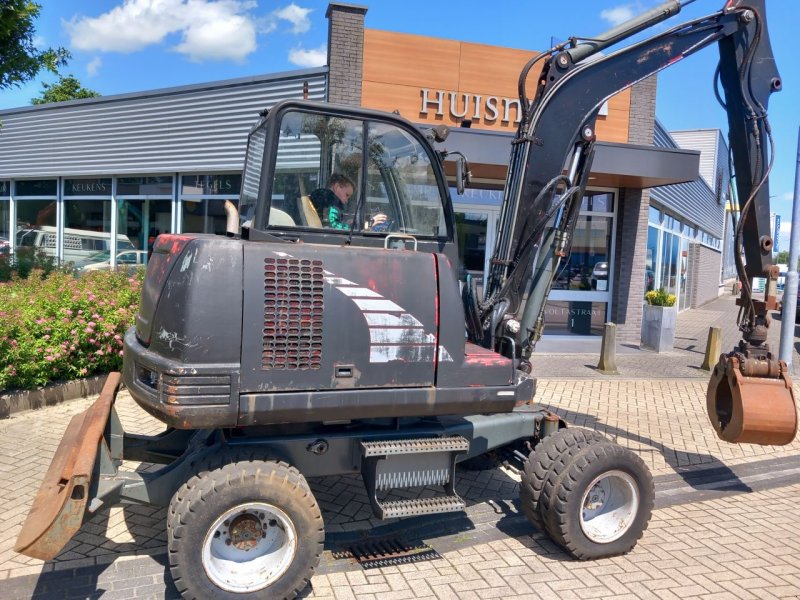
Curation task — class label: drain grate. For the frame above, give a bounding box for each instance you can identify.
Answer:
[334,536,442,569]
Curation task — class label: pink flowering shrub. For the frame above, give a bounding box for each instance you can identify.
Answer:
[0,269,143,391]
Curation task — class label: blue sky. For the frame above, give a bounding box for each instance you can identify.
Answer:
[4,0,798,233]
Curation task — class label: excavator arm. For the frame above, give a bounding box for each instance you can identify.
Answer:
[477,0,796,445]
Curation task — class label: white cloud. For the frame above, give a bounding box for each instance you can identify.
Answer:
[64,0,259,62]
[600,4,638,26]
[271,4,312,34]
[288,44,326,68]
[776,191,795,203]
[87,56,102,76]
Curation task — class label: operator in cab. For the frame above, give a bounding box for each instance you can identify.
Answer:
[310,173,388,231]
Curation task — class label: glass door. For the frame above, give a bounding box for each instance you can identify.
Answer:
[545,190,616,336]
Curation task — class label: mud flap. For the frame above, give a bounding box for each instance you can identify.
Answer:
[707,356,797,446]
[14,372,121,560]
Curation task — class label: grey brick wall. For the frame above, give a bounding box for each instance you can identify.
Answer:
[612,187,651,344]
[611,75,658,345]
[326,3,368,106]
[627,75,657,145]
[688,243,722,307]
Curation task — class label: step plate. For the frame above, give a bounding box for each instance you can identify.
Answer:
[379,495,466,519]
[362,436,470,457]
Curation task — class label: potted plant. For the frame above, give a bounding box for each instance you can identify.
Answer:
[641,288,677,352]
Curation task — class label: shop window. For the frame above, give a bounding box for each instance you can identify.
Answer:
[553,215,612,291]
[64,199,117,268]
[0,199,9,254]
[64,178,111,196]
[181,174,241,196]
[580,192,614,213]
[543,301,608,336]
[117,176,173,196]
[645,226,658,292]
[16,200,58,260]
[454,212,488,281]
[15,180,57,196]
[118,199,172,255]
[182,198,238,235]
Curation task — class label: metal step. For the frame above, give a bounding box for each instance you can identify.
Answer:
[377,495,466,519]
[361,436,470,457]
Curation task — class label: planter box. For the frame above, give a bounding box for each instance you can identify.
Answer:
[641,303,676,352]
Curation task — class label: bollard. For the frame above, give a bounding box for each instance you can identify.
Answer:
[701,326,722,371]
[597,322,619,375]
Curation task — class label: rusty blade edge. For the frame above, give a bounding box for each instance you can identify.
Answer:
[14,373,122,560]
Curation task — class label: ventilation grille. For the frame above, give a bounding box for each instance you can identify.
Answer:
[262,257,324,370]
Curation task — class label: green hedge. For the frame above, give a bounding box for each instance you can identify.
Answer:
[0,268,143,391]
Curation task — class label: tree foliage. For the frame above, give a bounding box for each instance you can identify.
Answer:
[775,250,790,266]
[0,0,70,89]
[31,74,100,105]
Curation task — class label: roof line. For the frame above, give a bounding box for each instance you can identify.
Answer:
[0,67,328,116]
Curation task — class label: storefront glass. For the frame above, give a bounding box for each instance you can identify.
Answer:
[63,199,115,268]
[648,206,720,311]
[454,211,488,281]
[645,226,658,292]
[118,176,173,196]
[544,190,616,336]
[553,215,612,291]
[0,182,9,254]
[15,180,58,260]
[181,198,238,235]
[543,301,608,336]
[118,176,174,259]
[118,199,172,255]
[679,235,690,310]
[180,173,241,235]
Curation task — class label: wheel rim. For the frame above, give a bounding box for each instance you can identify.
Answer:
[579,469,639,544]
[202,502,297,593]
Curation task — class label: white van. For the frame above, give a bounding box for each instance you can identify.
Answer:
[15,226,135,266]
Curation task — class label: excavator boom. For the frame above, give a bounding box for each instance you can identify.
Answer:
[478,0,796,445]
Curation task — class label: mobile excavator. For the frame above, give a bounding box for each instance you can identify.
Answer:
[15,1,797,598]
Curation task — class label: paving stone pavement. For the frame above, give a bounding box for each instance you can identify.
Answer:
[1,293,799,598]
[532,293,799,379]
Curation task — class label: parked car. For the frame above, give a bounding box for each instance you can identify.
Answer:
[590,261,609,290]
[0,236,9,254]
[80,250,148,272]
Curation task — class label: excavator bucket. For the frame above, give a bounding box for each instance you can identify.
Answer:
[14,372,121,561]
[707,356,797,446]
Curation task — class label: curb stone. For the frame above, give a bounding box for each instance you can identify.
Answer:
[0,374,107,418]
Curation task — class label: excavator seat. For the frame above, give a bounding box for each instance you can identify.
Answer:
[299,196,322,228]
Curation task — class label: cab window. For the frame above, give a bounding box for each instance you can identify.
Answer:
[266,110,447,238]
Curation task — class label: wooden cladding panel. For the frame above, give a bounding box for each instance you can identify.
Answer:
[363,30,460,89]
[458,42,540,98]
[594,88,631,144]
[361,28,632,142]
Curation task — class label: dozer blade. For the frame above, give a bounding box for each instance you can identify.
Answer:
[707,356,797,446]
[14,372,121,561]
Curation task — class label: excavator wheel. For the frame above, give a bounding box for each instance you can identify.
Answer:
[520,428,607,530]
[167,453,323,600]
[539,441,654,560]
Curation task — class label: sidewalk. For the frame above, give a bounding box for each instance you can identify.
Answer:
[1,293,799,598]
[532,293,797,379]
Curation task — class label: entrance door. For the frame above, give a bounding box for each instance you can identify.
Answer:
[544,190,616,336]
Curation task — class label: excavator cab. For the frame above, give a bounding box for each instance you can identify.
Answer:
[240,102,458,263]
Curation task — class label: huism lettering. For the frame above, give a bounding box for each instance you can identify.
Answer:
[420,89,522,125]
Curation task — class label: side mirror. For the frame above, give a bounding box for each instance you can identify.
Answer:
[455,155,471,195]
